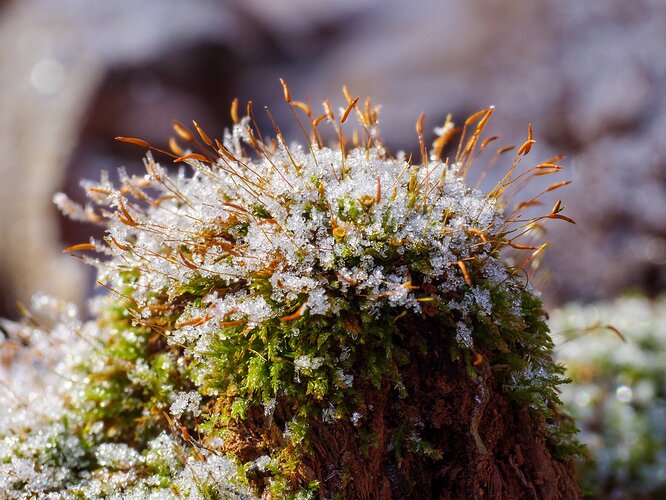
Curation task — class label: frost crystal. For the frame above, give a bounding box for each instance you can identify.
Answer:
[455,322,473,348]
[95,443,142,469]
[170,391,202,419]
[295,355,325,371]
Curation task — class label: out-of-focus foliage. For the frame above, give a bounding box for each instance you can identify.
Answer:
[553,295,666,497]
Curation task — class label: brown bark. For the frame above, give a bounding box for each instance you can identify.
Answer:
[222,321,580,499]
[297,364,579,499]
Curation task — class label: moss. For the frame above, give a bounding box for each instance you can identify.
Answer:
[0,88,581,498]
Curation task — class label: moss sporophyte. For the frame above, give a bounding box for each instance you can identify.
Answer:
[1,83,581,498]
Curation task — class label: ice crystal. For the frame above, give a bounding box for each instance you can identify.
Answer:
[170,391,202,419]
[294,355,325,371]
[455,321,473,348]
[95,443,142,469]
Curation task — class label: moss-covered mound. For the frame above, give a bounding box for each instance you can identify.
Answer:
[0,88,580,498]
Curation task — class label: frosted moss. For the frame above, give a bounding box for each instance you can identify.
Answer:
[0,88,577,497]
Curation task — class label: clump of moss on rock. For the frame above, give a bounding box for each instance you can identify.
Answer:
[1,86,580,498]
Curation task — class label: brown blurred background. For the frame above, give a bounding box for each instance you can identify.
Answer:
[0,0,664,318]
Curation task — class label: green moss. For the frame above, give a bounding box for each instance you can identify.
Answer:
[2,97,581,498]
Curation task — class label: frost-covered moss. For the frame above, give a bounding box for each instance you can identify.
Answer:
[0,90,577,497]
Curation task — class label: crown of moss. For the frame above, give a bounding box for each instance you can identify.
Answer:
[1,86,577,498]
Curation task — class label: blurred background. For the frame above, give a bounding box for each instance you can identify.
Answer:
[0,0,664,495]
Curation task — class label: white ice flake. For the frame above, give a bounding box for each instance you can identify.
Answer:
[336,368,354,388]
[174,453,254,499]
[307,288,329,316]
[455,322,474,348]
[170,391,202,419]
[294,355,325,371]
[238,295,273,325]
[95,443,142,469]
